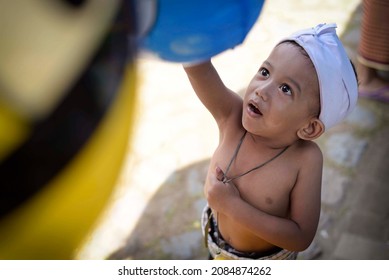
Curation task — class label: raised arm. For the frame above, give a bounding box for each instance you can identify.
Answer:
[183,61,242,129]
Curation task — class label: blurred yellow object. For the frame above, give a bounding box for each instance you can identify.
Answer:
[0,0,138,259]
[0,67,137,259]
[0,101,30,161]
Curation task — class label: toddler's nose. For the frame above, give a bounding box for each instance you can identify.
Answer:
[255,85,270,101]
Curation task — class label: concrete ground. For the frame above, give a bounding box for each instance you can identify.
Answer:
[77,0,389,260]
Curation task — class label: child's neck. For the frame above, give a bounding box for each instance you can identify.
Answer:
[246,131,300,151]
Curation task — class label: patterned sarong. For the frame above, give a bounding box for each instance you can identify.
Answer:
[201,206,298,260]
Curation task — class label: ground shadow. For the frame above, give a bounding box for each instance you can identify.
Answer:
[108,159,210,259]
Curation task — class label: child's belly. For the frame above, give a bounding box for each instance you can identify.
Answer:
[217,212,278,253]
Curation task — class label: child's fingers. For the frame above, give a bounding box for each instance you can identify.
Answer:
[215,166,225,181]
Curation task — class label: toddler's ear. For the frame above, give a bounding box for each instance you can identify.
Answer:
[297,118,324,141]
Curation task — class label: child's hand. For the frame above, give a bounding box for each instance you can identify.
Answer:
[206,166,240,215]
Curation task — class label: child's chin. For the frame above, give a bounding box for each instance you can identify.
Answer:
[241,119,257,134]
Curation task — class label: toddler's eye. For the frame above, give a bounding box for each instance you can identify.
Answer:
[259,68,269,77]
[280,84,292,95]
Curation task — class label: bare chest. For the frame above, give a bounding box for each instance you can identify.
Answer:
[210,143,298,216]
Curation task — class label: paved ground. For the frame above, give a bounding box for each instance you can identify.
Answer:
[77,0,389,260]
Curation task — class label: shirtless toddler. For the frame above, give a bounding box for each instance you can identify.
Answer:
[184,23,358,260]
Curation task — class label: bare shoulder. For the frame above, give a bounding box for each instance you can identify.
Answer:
[293,140,323,167]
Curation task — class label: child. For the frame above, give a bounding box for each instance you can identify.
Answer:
[183,23,358,260]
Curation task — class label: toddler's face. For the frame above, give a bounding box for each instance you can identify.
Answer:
[242,43,320,140]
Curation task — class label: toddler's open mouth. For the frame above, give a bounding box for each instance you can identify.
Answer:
[248,102,262,115]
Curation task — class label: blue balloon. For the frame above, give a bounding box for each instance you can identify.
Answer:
[140,0,265,63]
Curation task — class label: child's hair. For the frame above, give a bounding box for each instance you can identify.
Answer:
[349,60,359,86]
[282,40,310,60]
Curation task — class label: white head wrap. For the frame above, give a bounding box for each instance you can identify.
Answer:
[279,23,358,130]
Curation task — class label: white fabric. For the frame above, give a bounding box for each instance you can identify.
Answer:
[279,23,358,130]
